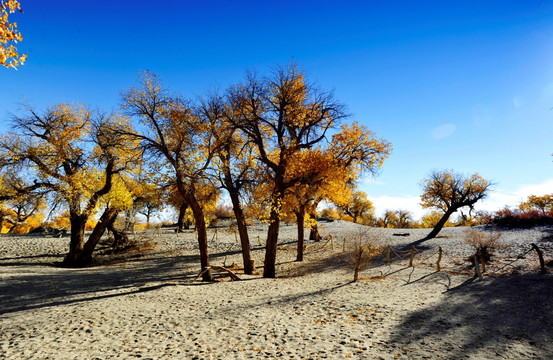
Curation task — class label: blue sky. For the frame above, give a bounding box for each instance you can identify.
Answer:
[2,0,553,220]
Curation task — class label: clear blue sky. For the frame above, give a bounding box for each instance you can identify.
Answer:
[2,0,553,219]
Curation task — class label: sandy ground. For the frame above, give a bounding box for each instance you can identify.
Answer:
[1,221,552,359]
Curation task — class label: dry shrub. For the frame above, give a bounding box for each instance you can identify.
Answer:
[487,207,553,227]
[345,230,382,282]
[462,228,504,263]
[214,204,234,220]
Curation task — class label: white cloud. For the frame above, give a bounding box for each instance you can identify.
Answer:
[431,124,456,140]
[475,178,553,213]
[359,175,385,186]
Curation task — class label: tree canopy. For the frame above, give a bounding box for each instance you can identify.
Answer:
[420,170,491,239]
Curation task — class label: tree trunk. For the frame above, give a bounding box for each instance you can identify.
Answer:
[308,200,322,242]
[295,207,305,262]
[309,223,322,241]
[0,211,5,233]
[263,189,284,278]
[188,195,212,281]
[107,214,129,249]
[228,188,254,274]
[353,264,360,282]
[6,220,18,234]
[177,202,189,231]
[124,205,137,234]
[425,208,456,239]
[63,212,87,266]
[79,207,119,264]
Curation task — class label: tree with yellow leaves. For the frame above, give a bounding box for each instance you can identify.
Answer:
[279,148,343,260]
[227,64,351,277]
[420,170,491,239]
[227,64,391,277]
[199,92,257,274]
[377,210,399,228]
[304,121,391,239]
[1,0,26,68]
[519,194,553,215]
[0,104,140,265]
[339,189,375,224]
[0,169,46,233]
[119,72,217,281]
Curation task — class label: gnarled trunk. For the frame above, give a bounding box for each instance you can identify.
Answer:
[63,212,87,266]
[79,207,119,264]
[309,223,322,241]
[177,202,189,231]
[107,213,129,249]
[124,205,138,233]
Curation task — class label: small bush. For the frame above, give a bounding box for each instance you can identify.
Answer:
[345,230,382,282]
[462,228,504,263]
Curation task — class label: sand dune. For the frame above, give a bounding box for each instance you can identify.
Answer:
[1,221,552,359]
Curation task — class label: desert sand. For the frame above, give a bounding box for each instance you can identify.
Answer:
[1,221,552,359]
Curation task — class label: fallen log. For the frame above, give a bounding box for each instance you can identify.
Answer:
[195,266,241,282]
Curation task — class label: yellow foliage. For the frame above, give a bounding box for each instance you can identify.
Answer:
[0,0,26,69]
[85,219,97,231]
[320,207,339,221]
[10,223,30,234]
[340,214,354,223]
[25,213,43,229]
[134,222,148,231]
[420,170,490,212]
[421,211,454,228]
[519,194,553,214]
[99,175,134,211]
[330,121,392,178]
[46,211,71,230]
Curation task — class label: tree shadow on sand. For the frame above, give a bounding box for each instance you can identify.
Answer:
[389,274,553,358]
[0,252,203,315]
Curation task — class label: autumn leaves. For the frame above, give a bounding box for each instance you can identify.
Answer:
[0,0,25,69]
